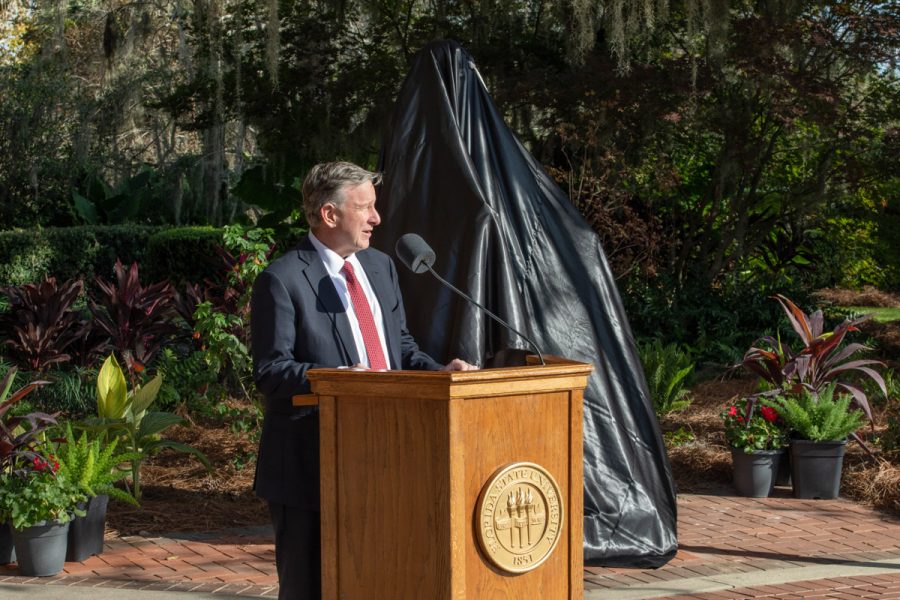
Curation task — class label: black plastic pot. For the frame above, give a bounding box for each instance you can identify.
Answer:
[66,494,109,562]
[790,439,847,499]
[12,520,69,576]
[731,448,781,497]
[774,448,791,487]
[0,520,14,564]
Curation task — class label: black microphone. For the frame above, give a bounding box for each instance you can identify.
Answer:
[395,233,546,366]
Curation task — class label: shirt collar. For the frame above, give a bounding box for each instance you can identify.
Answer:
[309,231,359,277]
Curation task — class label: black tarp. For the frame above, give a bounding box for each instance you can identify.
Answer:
[373,40,677,567]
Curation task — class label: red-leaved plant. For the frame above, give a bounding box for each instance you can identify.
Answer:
[741,294,887,426]
[90,260,178,374]
[0,277,85,372]
[0,367,54,475]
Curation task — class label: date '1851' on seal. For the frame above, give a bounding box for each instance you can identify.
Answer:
[475,462,564,574]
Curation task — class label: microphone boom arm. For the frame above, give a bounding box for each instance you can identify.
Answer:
[424,266,546,366]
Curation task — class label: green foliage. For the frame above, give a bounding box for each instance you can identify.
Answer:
[145,227,224,285]
[766,386,867,442]
[663,427,695,448]
[722,403,787,452]
[91,354,212,500]
[0,226,233,287]
[192,225,276,399]
[0,226,156,285]
[638,339,693,417]
[0,459,86,529]
[193,302,248,396]
[155,348,219,413]
[55,423,139,506]
[625,276,792,367]
[27,367,97,417]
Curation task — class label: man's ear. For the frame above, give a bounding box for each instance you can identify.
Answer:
[320,203,337,228]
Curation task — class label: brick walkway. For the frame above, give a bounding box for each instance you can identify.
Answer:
[1,488,898,598]
[585,490,900,599]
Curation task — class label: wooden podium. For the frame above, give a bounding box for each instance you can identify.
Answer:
[304,358,591,599]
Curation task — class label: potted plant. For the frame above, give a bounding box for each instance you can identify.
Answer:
[722,401,787,497]
[0,367,52,565]
[766,385,866,499]
[0,452,86,576]
[56,423,140,562]
[741,295,886,437]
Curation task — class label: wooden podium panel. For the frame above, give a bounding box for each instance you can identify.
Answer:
[307,359,591,600]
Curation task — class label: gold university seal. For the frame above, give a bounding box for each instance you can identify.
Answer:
[475,462,564,574]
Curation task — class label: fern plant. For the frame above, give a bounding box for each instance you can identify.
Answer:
[765,385,866,442]
[639,340,694,417]
[56,423,140,506]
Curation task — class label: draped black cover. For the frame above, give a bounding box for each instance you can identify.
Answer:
[373,40,677,567]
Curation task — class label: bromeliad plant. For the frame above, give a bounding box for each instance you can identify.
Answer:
[722,402,787,453]
[90,354,211,500]
[741,294,887,426]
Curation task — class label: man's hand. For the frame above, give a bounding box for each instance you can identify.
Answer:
[442,358,478,371]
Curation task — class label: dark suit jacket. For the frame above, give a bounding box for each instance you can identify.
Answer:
[250,235,443,508]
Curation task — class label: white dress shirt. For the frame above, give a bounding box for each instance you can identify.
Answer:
[308,232,391,369]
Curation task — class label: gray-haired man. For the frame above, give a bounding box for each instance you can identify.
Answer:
[251,162,475,598]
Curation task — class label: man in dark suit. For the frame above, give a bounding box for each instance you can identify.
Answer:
[250,162,475,599]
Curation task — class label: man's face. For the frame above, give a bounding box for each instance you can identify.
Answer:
[321,181,381,257]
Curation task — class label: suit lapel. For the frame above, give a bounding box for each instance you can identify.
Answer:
[296,237,360,365]
[357,250,402,369]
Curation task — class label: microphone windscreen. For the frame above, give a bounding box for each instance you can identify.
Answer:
[395,233,436,274]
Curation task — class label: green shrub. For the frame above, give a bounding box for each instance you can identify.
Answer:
[638,339,694,417]
[155,348,219,412]
[26,367,97,417]
[145,227,224,285]
[0,226,157,285]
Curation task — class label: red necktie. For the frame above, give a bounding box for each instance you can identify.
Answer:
[341,261,388,370]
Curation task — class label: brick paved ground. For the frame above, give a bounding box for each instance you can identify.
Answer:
[0,528,278,597]
[1,489,898,598]
[585,490,900,599]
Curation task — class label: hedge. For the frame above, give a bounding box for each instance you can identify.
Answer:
[0,226,222,286]
[0,225,309,287]
[144,226,224,285]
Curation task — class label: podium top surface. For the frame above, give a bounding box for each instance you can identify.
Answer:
[304,359,593,401]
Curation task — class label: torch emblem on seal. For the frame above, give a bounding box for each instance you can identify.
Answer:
[475,462,564,574]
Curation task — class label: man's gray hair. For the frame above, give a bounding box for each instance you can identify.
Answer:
[302,162,382,227]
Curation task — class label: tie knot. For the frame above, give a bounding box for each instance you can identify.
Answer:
[341,261,355,280]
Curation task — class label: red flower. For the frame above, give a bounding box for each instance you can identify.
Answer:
[728,406,738,417]
[32,456,48,471]
[760,407,778,423]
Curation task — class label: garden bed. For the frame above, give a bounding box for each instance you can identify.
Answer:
[104,294,900,537]
[105,410,268,536]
